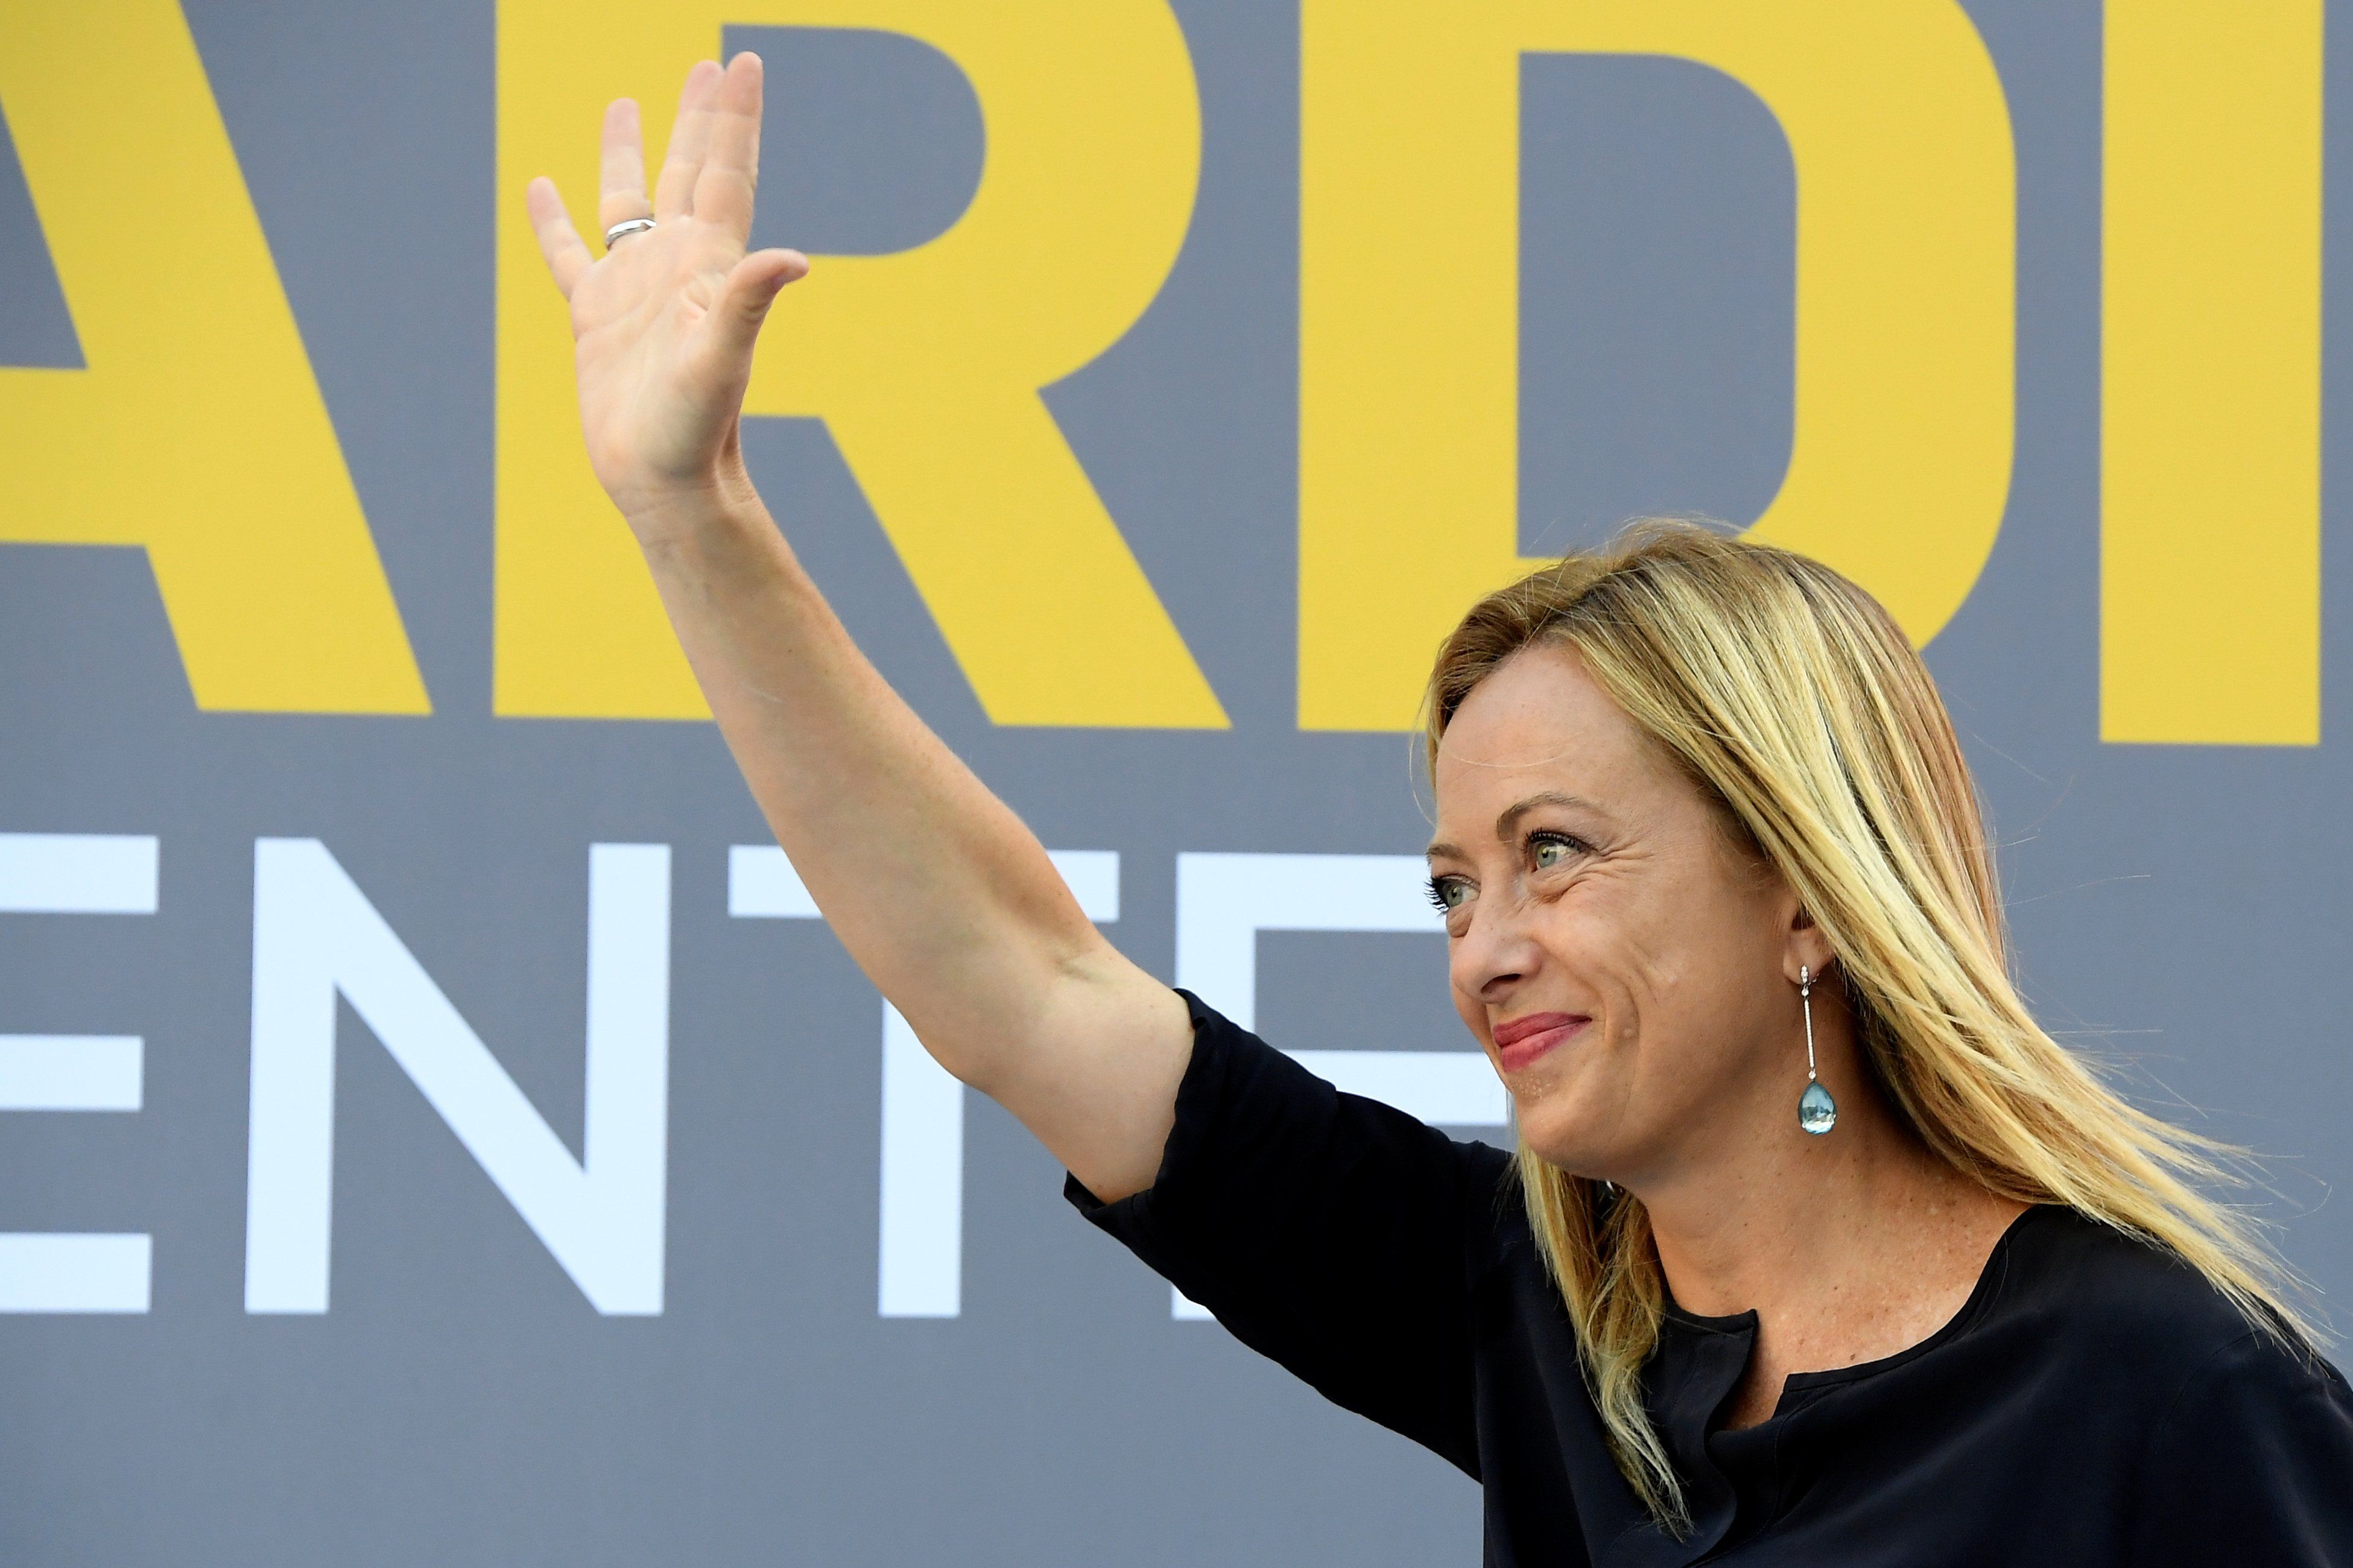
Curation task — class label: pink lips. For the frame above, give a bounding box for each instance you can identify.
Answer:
[1490,1011,1589,1073]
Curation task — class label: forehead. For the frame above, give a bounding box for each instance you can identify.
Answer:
[1431,644,1662,820]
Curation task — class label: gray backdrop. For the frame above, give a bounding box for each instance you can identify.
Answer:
[3,1,2349,1563]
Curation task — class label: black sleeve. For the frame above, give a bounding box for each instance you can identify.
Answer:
[1065,991,1508,1478]
[2127,1330,2353,1563]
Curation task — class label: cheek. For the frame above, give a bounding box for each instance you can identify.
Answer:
[1551,859,1757,1022]
[1515,892,1732,1116]
[1527,884,1653,1015]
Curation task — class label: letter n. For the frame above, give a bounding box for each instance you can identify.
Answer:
[243,840,670,1314]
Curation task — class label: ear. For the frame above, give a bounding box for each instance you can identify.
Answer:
[1778,896,1838,987]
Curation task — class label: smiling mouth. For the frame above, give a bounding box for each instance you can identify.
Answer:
[1490,1012,1591,1072]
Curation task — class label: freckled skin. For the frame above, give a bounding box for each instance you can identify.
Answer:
[1430,644,2024,1429]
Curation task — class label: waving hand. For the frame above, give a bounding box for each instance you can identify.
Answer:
[524,54,808,523]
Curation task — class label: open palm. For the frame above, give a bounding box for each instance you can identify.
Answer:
[525,54,808,521]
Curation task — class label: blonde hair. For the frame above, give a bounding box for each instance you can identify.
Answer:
[1424,520,2313,1533]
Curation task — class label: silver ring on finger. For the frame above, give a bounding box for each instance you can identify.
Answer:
[603,217,657,249]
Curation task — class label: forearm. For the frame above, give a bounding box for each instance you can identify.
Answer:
[525,54,1189,1197]
[630,472,1110,1088]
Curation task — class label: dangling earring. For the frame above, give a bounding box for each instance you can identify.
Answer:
[1797,964,1837,1135]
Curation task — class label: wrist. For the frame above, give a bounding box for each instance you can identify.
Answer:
[615,460,767,548]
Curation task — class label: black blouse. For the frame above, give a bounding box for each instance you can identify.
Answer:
[1066,992,2353,1566]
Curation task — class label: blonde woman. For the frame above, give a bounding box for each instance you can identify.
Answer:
[525,54,2353,1564]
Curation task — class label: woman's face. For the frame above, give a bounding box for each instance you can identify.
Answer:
[1428,643,1808,1186]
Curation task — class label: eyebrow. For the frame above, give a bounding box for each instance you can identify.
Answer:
[1426,791,1602,862]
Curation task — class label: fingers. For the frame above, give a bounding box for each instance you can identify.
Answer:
[653,59,723,220]
[597,98,651,235]
[692,52,764,243]
[525,177,593,298]
[705,247,809,368]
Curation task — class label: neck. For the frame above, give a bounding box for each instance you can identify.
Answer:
[1634,1077,2004,1329]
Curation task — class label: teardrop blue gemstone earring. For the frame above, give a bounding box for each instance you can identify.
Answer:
[1797,964,1838,1135]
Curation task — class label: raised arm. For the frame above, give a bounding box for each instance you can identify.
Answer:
[524,52,1187,1201]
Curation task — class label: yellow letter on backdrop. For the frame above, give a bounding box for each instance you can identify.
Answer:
[1299,1,2015,730]
[2101,2,2322,745]
[0,1,428,713]
[498,0,1226,726]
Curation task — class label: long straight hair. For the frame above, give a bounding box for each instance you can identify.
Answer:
[1424,521,2313,1532]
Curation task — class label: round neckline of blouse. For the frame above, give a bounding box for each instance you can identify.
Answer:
[1659,1203,2056,1393]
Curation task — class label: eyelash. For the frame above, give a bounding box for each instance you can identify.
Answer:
[1527,828,1589,862]
[1425,830,1592,913]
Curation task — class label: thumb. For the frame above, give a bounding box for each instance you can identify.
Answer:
[710,248,810,362]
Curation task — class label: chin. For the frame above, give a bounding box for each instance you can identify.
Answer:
[1507,1091,1628,1180]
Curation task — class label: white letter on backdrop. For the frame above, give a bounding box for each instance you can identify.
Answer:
[729,845,1119,1318]
[0,833,157,1314]
[244,839,670,1315]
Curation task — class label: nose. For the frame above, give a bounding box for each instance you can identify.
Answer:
[1450,893,1544,1012]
